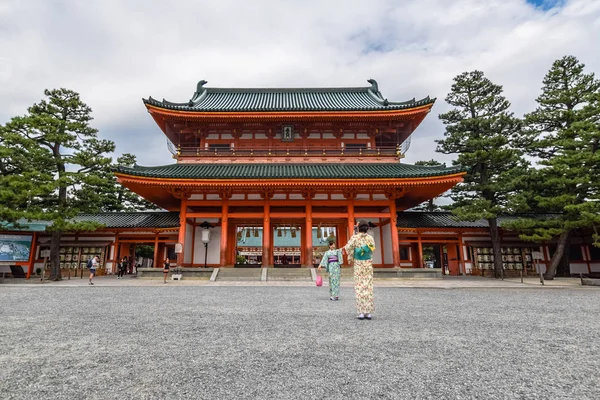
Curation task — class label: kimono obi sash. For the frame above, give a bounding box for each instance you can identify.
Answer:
[327,256,339,264]
[354,245,373,260]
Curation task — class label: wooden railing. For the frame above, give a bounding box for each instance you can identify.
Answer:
[177,146,401,157]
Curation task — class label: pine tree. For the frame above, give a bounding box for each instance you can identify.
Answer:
[73,153,158,212]
[0,125,54,226]
[437,71,526,278]
[412,160,446,212]
[509,56,600,279]
[2,89,115,280]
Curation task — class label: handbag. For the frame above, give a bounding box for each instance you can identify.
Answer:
[315,275,323,287]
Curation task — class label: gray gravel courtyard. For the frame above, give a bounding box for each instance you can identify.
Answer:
[1,285,598,400]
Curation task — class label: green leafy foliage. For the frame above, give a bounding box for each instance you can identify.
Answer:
[72,153,159,213]
[412,160,447,212]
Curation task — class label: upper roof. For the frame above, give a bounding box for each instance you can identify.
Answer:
[115,163,465,180]
[143,79,435,112]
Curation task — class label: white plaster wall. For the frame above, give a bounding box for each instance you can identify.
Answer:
[192,226,220,265]
[184,222,193,264]
[210,226,222,265]
[382,223,393,265]
[370,226,382,264]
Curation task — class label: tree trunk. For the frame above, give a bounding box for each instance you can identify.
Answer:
[49,230,62,281]
[488,218,503,279]
[546,231,570,280]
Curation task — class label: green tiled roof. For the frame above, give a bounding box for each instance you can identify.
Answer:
[73,213,180,228]
[143,79,435,112]
[2,213,180,232]
[396,212,559,228]
[116,163,464,180]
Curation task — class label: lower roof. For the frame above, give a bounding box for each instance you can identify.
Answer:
[115,163,465,180]
[397,212,559,229]
[4,212,558,232]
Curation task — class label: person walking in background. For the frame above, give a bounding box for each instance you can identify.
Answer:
[318,240,343,300]
[344,221,376,320]
[117,256,127,279]
[163,257,170,283]
[89,255,99,285]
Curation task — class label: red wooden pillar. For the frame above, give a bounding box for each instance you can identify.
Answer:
[347,200,355,239]
[190,225,196,266]
[220,199,229,267]
[417,231,424,268]
[153,233,159,268]
[378,219,385,265]
[389,199,400,268]
[177,198,188,267]
[305,200,313,267]
[262,200,271,267]
[26,232,37,280]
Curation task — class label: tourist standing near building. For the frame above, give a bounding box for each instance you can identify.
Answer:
[344,221,376,320]
[163,258,170,283]
[318,241,343,300]
[89,255,99,285]
[117,256,127,279]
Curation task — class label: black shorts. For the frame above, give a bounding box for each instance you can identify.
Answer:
[163,269,170,273]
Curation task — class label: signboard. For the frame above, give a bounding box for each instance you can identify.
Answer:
[0,234,33,262]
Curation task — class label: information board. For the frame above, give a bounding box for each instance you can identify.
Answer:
[0,234,33,262]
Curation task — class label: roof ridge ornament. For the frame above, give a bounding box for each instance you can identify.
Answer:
[367,78,379,93]
[188,80,208,106]
[196,80,208,93]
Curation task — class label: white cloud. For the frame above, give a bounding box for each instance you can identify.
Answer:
[0,0,599,166]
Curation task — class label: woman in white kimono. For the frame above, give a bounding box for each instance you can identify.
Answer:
[344,221,376,320]
[318,241,343,300]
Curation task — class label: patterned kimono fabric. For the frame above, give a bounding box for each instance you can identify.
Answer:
[319,249,343,297]
[344,233,375,314]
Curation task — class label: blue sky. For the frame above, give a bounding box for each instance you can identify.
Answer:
[526,0,564,10]
[0,0,599,168]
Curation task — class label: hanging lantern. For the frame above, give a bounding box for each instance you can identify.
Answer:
[237,231,242,241]
[317,227,322,239]
[277,227,282,237]
[291,227,296,238]
[254,227,259,237]
[246,228,251,238]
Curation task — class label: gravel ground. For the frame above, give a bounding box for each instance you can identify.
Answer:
[0,286,598,400]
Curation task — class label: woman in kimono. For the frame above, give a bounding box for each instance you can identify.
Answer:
[344,220,376,320]
[318,241,343,300]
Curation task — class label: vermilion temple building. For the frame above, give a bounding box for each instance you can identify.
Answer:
[114,79,465,269]
[4,80,599,279]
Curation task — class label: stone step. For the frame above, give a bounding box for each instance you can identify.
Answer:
[217,267,262,281]
[266,268,312,281]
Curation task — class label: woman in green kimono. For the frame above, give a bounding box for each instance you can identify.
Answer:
[344,220,376,320]
[318,241,343,300]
